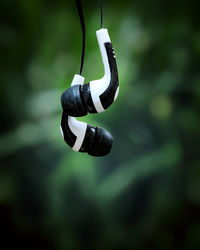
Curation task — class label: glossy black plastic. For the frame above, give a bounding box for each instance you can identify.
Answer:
[61,85,87,117]
[61,112,113,157]
[87,127,113,156]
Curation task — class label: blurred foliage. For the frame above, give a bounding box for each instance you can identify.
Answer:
[0,0,200,249]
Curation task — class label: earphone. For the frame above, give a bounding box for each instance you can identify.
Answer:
[60,0,119,157]
[61,74,113,156]
[61,29,119,117]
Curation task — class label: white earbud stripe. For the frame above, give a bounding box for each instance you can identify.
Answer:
[89,29,111,113]
[68,116,87,152]
[90,80,105,113]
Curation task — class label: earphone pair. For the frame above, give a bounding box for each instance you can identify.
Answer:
[60,28,119,156]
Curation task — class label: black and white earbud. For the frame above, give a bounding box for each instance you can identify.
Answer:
[60,74,113,157]
[61,29,119,117]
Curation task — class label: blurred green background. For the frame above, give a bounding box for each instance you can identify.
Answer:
[0,0,200,249]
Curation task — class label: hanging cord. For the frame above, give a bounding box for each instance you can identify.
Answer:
[75,0,86,75]
[75,0,104,75]
[98,0,103,28]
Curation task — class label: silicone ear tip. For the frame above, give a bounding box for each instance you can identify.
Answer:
[88,127,113,157]
[61,85,87,117]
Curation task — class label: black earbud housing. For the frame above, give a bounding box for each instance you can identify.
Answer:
[61,85,87,117]
[61,112,113,157]
[61,83,97,117]
[87,127,113,156]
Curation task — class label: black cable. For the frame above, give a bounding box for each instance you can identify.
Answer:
[75,0,103,75]
[75,0,85,75]
[98,0,103,28]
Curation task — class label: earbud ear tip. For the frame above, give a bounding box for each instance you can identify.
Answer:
[88,127,113,157]
[61,85,87,117]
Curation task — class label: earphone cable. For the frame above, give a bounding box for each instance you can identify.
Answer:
[75,0,104,75]
[75,0,86,75]
[98,0,103,28]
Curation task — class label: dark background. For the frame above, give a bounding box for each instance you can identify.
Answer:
[0,0,200,249]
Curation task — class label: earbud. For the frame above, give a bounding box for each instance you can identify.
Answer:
[61,28,119,117]
[60,112,113,156]
[60,74,113,156]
